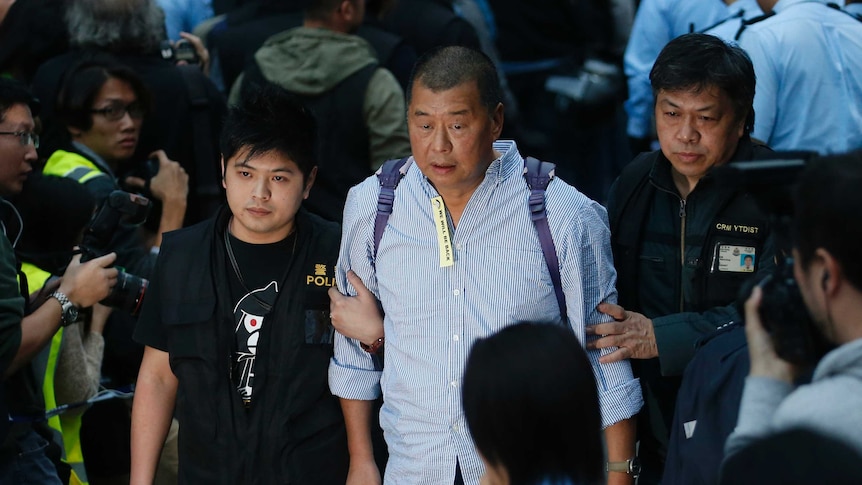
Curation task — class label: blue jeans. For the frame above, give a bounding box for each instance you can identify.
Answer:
[0,429,62,485]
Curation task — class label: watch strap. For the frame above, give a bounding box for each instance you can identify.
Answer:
[606,457,640,476]
[50,291,79,326]
[360,337,384,354]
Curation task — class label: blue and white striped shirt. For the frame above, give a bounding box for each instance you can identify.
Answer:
[329,140,643,484]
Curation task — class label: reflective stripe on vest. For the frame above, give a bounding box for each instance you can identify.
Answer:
[21,262,89,484]
[43,150,108,184]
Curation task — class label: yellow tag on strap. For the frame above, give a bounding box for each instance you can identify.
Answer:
[431,196,454,268]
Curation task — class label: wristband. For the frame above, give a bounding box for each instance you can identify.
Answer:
[360,337,384,354]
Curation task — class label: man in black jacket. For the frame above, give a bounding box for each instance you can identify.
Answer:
[588,33,775,484]
[130,84,347,484]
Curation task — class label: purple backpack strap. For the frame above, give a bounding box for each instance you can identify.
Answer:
[523,156,567,321]
[373,157,410,258]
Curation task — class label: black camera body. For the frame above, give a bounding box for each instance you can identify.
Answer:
[159,39,200,64]
[720,155,833,367]
[79,190,151,316]
[738,258,831,366]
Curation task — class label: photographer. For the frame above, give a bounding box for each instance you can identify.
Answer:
[45,58,188,277]
[0,78,117,484]
[42,57,188,483]
[31,0,226,225]
[724,151,862,461]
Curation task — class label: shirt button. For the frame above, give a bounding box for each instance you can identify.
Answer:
[450,380,458,387]
[452,424,460,432]
[456,243,462,251]
[453,289,460,296]
[453,334,460,342]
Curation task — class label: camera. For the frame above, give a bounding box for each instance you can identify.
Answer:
[720,155,833,366]
[159,39,200,64]
[737,258,831,366]
[79,190,151,316]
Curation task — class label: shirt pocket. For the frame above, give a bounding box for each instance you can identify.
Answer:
[701,238,761,308]
[161,298,216,360]
[303,289,334,346]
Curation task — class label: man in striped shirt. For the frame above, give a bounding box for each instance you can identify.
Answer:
[328,46,643,485]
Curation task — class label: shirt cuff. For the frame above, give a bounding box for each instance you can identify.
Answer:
[598,377,644,429]
[328,356,382,401]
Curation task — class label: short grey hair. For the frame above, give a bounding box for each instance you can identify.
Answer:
[66,0,166,54]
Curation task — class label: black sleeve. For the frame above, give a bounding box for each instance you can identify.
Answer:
[132,251,168,351]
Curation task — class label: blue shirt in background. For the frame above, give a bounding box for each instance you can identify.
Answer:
[738,0,862,153]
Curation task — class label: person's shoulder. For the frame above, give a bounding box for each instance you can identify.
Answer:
[301,210,341,239]
[607,150,657,201]
[162,216,218,249]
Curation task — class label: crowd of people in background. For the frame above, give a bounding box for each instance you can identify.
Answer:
[1,0,861,484]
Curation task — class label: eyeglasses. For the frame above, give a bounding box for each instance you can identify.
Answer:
[0,131,39,148]
[90,101,145,121]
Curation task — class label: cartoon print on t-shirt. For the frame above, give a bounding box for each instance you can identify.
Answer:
[233,281,279,405]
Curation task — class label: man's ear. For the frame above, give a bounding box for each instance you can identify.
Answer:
[303,166,318,200]
[818,248,842,296]
[220,155,227,189]
[491,102,505,139]
[338,0,355,20]
[67,126,82,138]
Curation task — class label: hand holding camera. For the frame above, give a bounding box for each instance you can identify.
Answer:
[141,150,189,206]
[160,32,210,77]
[743,285,798,383]
[58,252,119,310]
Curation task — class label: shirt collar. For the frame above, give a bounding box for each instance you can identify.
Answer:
[490,139,523,182]
[773,0,826,14]
[72,141,116,178]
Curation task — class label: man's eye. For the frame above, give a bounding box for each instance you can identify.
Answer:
[665,111,677,117]
[273,176,284,182]
[452,124,462,130]
[240,171,251,177]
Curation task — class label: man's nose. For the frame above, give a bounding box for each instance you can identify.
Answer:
[252,178,271,200]
[677,118,699,143]
[431,126,451,152]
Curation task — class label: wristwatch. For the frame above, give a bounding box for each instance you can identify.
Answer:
[607,457,641,479]
[50,291,79,326]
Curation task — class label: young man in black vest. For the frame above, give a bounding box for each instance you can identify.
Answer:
[130,84,347,484]
[588,33,775,483]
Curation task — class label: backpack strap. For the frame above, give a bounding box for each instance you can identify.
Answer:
[523,156,566,321]
[177,65,221,216]
[373,157,411,259]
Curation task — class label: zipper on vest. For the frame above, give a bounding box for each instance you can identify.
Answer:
[679,198,687,313]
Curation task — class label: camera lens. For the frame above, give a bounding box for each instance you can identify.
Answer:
[102,269,148,316]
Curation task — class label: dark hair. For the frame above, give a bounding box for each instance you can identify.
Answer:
[650,33,756,133]
[220,83,317,181]
[462,323,604,485]
[0,77,39,122]
[304,0,348,21]
[407,45,502,117]
[13,173,96,274]
[793,150,862,290]
[55,58,152,132]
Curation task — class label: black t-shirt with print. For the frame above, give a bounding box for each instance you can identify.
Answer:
[225,230,297,406]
